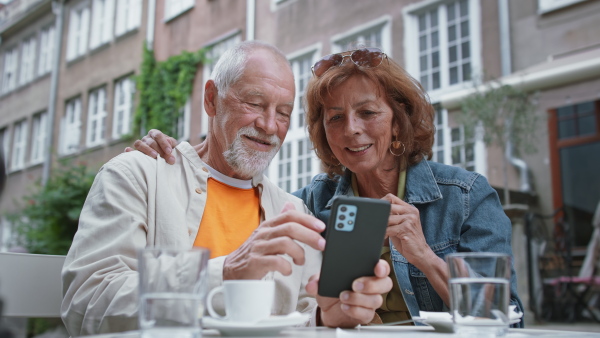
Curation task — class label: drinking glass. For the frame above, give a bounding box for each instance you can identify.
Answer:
[447,252,511,337]
[138,247,210,338]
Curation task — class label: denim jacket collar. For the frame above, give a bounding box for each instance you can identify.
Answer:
[325,160,442,208]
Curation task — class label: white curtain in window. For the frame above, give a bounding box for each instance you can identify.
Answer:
[2,48,18,92]
[87,88,107,146]
[116,0,141,36]
[30,112,48,164]
[90,0,114,49]
[38,26,55,75]
[61,99,82,155]
[19,38,36,85]
[113,77,133,138]
[11,120,28,171]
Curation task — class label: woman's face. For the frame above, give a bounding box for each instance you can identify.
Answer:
[323,75,397,175]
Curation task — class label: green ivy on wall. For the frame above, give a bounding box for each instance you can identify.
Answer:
[134,44,207,139]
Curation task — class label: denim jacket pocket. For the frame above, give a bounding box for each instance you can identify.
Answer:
[408,241,458,311]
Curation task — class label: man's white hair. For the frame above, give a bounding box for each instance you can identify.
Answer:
[210,41,291,98]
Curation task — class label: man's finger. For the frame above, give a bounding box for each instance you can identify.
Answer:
[340,291,383,310]
[266,222,325,251]
[124,147,133,152]
[253,236,307,265]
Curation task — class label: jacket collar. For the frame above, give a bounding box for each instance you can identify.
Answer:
[325,160,442,208]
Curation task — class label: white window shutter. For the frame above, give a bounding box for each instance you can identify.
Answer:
[115,1,125,36]
[104,0,115,43]
[67,10,77,60]
[79,8,90,56]
[129,0,141,31]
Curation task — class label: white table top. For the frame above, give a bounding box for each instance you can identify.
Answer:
[80,326,600,338]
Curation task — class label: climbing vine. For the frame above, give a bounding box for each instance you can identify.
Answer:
[134,44,207,138]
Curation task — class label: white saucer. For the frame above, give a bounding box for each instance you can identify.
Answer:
[202,313,310,337]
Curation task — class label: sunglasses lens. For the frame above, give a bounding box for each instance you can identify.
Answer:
[313,54,344,77]
[351,48,384,68]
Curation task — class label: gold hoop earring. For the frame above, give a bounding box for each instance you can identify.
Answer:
[389,140,405,157]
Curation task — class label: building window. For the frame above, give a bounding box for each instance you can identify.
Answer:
[405,0,479,96]
[11,120,28,171]
[38,25,55,76]
[1,47,18,93]
[556,101,597,140]
[87,87,107,147]
[175,99,190,141]
[200,33,242,138]
[332,17,390,53]
[90,0,114,50]
[290,52,313,130]
[67,6,90,61]
[278,143,292,193]
[30,112,48,165]
[0,128,10,165]
[115,0,141,36]
[297,138,313,189]
[432,104,479,173]
[164,0,194,21]
[113,77,134,139]
[19,37,36,85]
[61,97,82,155]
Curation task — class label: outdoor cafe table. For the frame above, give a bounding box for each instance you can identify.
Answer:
[79,326,600,338]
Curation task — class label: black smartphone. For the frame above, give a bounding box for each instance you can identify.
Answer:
[318,196,391,298]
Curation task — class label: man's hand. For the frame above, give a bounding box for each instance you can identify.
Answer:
[124,129,178,164]
[223,202,326,280]
[306,260,392,327]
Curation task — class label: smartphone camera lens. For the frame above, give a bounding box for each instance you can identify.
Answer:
[341,206,347,212]
[339,215,346,220]
[337,223,343,229]
[348,220,354,225]
[349,212,355,217]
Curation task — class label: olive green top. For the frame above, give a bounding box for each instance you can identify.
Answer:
[351,171,412,325]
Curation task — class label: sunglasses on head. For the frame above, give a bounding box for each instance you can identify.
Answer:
[311,48,388,77]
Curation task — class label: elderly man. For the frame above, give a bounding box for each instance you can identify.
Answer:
[62,41,391,336]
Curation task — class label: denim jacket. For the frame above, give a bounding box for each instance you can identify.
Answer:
[294,160,524,327]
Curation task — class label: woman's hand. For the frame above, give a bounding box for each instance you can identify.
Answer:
[382,193,450,305]
[306,260,392,327]
[124,129,178,164]
[382,193,431,263]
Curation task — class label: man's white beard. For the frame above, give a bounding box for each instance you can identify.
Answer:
[223,126,281,178]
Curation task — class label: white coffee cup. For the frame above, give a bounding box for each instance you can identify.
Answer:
[206,280,274,323]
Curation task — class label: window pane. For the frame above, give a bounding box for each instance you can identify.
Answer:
[452,146,461,164]
[437,129,444,146]
[461,41,470,58]
[448,25,456,42]
[460,0,469,16]
[418,14,426,31]
[419,36,427,51]
[448,3,456,20]
[463,62,471,81]
[578,115,596,136]
[577,101,594,115]
[430,10,438,27]
[451,127,461,142]
[450,67,458,84]
[461,21,469,38]
[437,150,444,162]
[432,31,439,48]
[433,72,440,89]
[420,55,428,71]
[420,76,429,90]
[557,106,574,118]
[449,46,457,62]
[558,119,576,139]
[432,51,439,68]
[466,143,474,162]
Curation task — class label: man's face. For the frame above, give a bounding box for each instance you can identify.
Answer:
[212,49,295,179]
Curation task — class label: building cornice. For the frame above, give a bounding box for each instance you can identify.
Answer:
[0,0,53,38]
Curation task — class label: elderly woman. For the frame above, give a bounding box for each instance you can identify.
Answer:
[131,47,523,326]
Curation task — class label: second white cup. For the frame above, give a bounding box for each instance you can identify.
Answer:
[206,280,274,323]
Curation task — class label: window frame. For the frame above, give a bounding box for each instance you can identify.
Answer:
[19,36,37,85]
[403,0,482,102]
[115,0,142,37]
[66,5,91,61]
[38,25,55,76]
[86,87,107,147]
[112,76,134,139]
[30,112,48,165]
[60,97,82,155]
[2,46,19,93]
[10,119,28,171]
[89,0,115,50]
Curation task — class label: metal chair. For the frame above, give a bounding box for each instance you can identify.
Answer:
[0,252,66,318]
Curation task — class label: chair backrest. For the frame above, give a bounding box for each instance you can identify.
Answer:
[0,252,66,318]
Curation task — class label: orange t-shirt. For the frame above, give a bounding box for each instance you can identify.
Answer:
[193,177,260,258]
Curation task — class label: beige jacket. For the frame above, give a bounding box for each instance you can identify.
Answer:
[61,142,321,336]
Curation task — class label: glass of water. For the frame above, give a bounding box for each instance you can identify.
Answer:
[447,252,511,337]
[138,247,210,338]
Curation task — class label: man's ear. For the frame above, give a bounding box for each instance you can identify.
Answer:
[204,80,218,117]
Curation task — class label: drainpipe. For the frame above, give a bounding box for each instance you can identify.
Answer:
[499,0,531,194]
[146,0,156,50]
[246,0,255,41]
[42,0,65,186]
